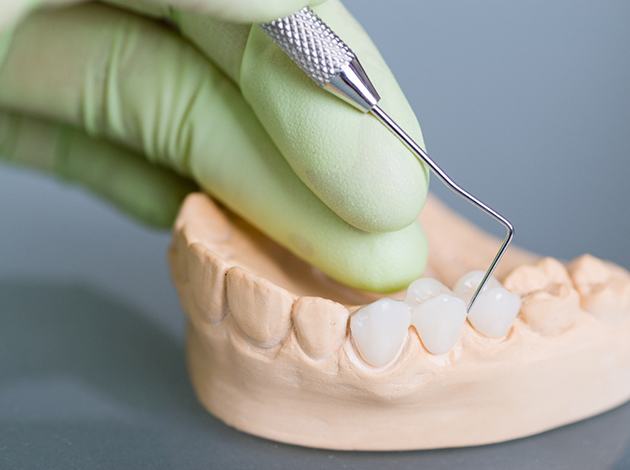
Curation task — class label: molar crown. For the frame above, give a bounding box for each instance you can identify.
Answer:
[504,258,581,335]
[453,270,501,304]
[406,278,467,355]
[350,298,411,368]
[568,254,630,322]
[454,271,521,338]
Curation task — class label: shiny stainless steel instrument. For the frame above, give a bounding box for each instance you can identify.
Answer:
[261,7,514,311]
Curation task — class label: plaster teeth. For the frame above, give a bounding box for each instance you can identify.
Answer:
[453,270,501,304]
[569,254,612,286]
[455,271,521,338]
[411,293,467,355]
[187,243,229,324]
[350,299,410,367]
[293,297,349,360]
[518,286,581,335]
[405,278,450,305]
[576,281,630,322]
[504,257,572,294]
[226,267,294,348]
[180,193,232,243]
[568,255,630,322]
[504,258,581,335]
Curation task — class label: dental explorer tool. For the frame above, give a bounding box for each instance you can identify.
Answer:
[261,7,514,311]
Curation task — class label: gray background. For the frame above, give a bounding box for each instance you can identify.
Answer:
[1,0,629,469]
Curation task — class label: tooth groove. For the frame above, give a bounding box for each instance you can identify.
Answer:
[226,266,294,348]
[568,255,630,322]
[187,243,229,324]
[504,258,581,335]
[292,297,349,360]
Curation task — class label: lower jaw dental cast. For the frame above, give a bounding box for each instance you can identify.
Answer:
[170,193,630,451]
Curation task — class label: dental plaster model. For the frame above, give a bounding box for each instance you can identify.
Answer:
[170,193,630,451]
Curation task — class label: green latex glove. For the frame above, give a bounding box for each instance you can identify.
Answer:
[0,0,429,292]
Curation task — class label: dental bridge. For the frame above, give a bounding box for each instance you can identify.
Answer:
[261,7,514,313]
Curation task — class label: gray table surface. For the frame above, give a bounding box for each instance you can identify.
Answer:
[1,1,629,469]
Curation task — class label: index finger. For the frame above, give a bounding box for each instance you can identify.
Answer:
[168,0,430,233]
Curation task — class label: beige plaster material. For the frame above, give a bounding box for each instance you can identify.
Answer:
[569,254,630,323]
[504,258,582,336]
[169,193,630,451]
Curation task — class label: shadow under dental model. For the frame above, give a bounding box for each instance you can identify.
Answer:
[0,280,198,417]
[1,280,630,469]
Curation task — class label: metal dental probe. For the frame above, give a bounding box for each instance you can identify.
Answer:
[261,7,514,311]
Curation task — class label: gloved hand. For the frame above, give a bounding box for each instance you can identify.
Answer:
[0,0,429,292]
